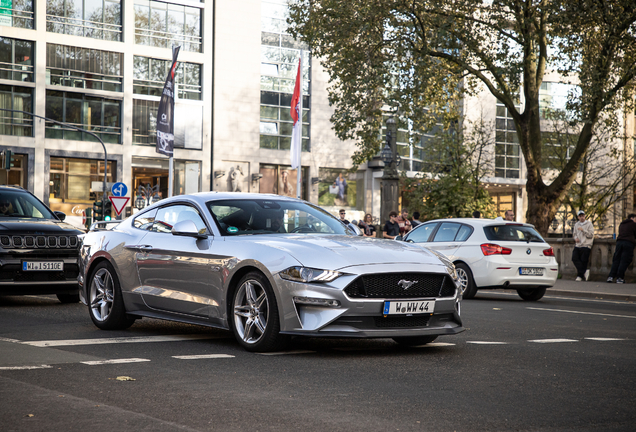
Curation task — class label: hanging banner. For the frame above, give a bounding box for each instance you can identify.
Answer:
[156,46,180,157]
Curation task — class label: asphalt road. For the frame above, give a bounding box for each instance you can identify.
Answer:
[1,292,634,432]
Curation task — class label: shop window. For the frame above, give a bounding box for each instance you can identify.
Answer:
[133,56,201,100]
[46,0,122,41]
[0,0,34,29]
[134,0,202,52]
[0,84,32,137]
[47,44,123,92]
[0,37,33,82]
[0,153,26,188]
[317,168,358,209]
[45,90,121,144]
[258,164,307,200]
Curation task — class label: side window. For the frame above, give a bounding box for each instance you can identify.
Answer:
[153,204,207,235]
[456,224,473,242]
[432,222,461,242]
[406,223,438,243]
[133,208,158,231]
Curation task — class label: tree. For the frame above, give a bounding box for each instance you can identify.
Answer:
[401,113,498,219]
[542,109,636,228]
[288,0,636,235]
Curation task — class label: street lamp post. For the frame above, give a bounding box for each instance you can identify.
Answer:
[135,183,161,210]
[380,116,400,225]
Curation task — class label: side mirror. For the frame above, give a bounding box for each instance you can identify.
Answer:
[53,211,66,221]
[172,219,208,239]
[395,235,403,241]
[347,222,363,236]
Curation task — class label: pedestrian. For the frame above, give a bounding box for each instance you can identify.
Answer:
[362,213,377,237]
[607,213,636,284]
[572,210,594,281]
[396,209,412,234]
[382,211,400,239]
[411,211,422,228]
[504,210,514,221]
[472,210,481,218]
[338,209,349,225]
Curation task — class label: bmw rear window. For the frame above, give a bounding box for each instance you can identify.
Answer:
[483,225,545,242]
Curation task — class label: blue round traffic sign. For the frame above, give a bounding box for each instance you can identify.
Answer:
[111,182,128,197]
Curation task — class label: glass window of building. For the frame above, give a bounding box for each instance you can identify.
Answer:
[0,0,34,29]
[495,100,520,179]
[45,90,121,143]
[47,44,123,92]
[260,0,310,152]
[134,0,202,52]
[0,37,33,82]
[132,99,203,150]
[0,85,32,136]
[541,131,577,170]
[259,164,307,199]
[539,82,580,119]
[133,56,201,100]
[46,0,122,41]
[317,168,358,209]
[0,153,26,188]
[491,192,515,218]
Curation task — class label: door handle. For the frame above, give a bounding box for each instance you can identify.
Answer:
[125,244,153,252]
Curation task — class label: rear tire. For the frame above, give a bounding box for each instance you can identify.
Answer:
[88,261,136,330]
[56,293,80,303]
[517,287,547,301]
[456,263,477,299]
[231,271,289,352]
[393,335,438,346]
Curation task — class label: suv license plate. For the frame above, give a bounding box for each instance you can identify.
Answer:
[519,267,543,276]
[383,300,435,315]
[22,261,64,271]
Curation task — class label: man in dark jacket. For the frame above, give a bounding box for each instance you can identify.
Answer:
[607,213,636,284]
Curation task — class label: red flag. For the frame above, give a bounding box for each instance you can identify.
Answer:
[290,59,302,169]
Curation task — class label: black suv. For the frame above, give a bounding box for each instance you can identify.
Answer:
[0,185,83,303]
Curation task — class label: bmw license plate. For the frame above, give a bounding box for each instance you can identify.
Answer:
[519,267,543,276]
[22,261,64,271]
[383,300,435,315]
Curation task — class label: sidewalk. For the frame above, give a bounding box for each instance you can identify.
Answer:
[545,278,636,302]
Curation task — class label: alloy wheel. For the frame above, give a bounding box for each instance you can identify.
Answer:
[233,279,270,344]
[90,268,114,322]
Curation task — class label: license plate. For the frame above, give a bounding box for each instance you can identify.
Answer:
[22,261,64,271]
[383,300,435,315]
[519,267,543,276]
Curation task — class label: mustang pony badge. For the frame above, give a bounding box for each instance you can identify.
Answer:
[398,279,417,290]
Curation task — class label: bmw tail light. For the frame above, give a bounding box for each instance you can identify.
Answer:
[480,243,512,256]
[543,247,555,256]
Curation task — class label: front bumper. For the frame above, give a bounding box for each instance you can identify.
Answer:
[274,265,464,338]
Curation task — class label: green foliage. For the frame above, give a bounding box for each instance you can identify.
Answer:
[288,0,636,235]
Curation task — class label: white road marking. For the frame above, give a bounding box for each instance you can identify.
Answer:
[528,339,579,343]
[467,341,509,345]
[22,334,219,347]
[0,337,21,343]
[172,354,235,360]
[80,358,151,365]
[419,342,455,347]
[0,365,52,370]
[584,337,627,341]
[527,307,636,319]
[257,350,316,356]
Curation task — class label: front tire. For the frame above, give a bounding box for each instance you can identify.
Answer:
[231,271,289,352]
[88,261,136,330]
[456,263,477,299]
[393,335,438,346]
[517,287,547,301]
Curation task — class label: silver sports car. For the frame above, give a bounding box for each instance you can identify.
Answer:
[78,192,464,352]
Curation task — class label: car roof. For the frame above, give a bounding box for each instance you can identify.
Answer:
[421,217,536,228]
[138,192,307,212]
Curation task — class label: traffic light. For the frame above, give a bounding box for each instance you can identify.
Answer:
[93,200,103,221]
[104,199,112,221]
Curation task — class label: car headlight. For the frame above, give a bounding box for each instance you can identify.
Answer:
[279,267,342,283]
[427,248,458,281]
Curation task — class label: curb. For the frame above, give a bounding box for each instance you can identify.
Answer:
[546,290,636,302]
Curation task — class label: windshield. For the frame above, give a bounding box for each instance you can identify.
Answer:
[483,225,545,243]
[206,198,354,236]
[0,190,55,219]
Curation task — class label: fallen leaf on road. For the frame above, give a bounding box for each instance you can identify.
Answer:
[115,376,136,381]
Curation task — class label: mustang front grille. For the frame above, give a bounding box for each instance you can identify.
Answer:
[344,273,456,299]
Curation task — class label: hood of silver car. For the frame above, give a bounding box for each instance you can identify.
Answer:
[248,234,441,269]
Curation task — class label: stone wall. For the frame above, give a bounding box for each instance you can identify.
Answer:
[549,238,635,282]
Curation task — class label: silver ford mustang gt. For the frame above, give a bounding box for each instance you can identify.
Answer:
[78,192,464,352]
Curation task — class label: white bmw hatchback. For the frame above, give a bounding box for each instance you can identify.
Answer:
[400,218,558,301]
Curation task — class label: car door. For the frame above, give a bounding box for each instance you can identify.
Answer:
[135,203,217,318]
[426,222,464,258]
